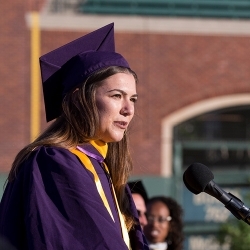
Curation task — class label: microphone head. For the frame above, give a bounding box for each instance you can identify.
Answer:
[183,162,214,194]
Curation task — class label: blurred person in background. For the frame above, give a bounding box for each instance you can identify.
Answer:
[144,196,184,250]
[128,180,148,229]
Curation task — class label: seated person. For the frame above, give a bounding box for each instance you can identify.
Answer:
[143,196,184,250]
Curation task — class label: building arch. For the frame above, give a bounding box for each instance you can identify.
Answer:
[161,94,250,177]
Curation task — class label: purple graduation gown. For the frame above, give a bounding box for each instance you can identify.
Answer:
[0,145,149,250]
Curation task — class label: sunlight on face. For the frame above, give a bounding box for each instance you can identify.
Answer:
[95,72,137,143]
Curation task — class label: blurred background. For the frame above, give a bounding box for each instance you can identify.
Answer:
[1,0,250,249]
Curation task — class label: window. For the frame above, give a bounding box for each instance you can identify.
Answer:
[174,105,250,171]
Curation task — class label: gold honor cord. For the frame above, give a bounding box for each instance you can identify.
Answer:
[70,149,131,250]
[102,162,131,250]
[70,149,114,221]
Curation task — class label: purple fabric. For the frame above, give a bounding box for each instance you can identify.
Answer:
[39,23,130,122]
[76,144,104,162]
[61,51,129,96]
[40,23,115,83]
[0,146,149,250]
[77,144,121,234]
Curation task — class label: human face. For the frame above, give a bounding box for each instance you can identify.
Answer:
[144,201,171,243]
[95,72,137,143]
[132,193,148,229]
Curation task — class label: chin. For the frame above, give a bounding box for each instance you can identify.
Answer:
[97,128,126,143]
[108,137,124,143]
[104,135,125,143]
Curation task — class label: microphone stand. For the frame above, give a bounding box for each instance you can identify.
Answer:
[225,193,250,225]
[205,181,250,225]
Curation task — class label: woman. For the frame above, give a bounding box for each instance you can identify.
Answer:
[143,197,184,250]
[0,23,149,250]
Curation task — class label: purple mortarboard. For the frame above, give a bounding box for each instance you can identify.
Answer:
[40,23,130,122]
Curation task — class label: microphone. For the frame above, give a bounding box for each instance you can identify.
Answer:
[183,162,250,225]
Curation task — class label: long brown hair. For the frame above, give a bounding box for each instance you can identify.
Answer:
[8,66,138,230]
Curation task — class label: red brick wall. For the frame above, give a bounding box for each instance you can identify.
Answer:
[117,32,250,175]
[1,1,250,176]
[0,1,30,172]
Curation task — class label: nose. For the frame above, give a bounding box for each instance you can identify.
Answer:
[148,218,158,226]
[140,214,148,228]
[120,100,134,117]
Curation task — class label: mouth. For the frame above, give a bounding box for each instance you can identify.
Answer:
[151,230,159,237]
[114,121,128,129]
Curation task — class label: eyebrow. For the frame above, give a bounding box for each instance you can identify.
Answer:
[107,89,138,98]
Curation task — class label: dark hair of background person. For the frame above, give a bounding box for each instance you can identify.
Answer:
[146,196,184,250]
[128,180,148,229]
[128,180,148,203]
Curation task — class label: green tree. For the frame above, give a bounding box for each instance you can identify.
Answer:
[216,218,250,250]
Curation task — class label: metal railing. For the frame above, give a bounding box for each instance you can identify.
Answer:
[78,0,250,19]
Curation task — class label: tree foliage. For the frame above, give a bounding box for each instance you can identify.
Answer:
[216,218,250,250]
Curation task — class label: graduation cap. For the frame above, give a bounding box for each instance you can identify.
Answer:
[40,23,130,122]
[128,180,148,204]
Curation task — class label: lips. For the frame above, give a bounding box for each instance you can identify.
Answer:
[114,121,128,129]
[151,230,159,237]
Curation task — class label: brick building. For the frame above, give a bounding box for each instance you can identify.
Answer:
[1,1,250,249]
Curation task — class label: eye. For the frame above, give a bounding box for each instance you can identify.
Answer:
[130,97,138,103]
[112,93,122,99]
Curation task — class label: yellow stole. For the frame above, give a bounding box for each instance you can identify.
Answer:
[70,140,131,250]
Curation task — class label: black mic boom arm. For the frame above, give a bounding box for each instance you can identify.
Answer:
[225,192,250,225]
